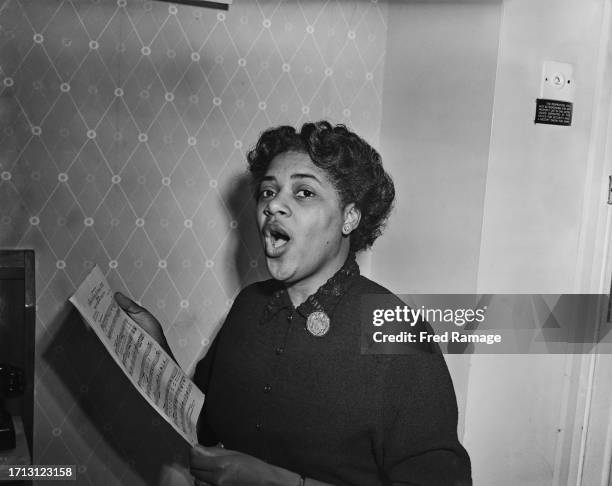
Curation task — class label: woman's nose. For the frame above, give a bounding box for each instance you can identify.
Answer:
[264,194,290,216]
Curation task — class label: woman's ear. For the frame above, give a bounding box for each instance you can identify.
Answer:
[342,203,361,235]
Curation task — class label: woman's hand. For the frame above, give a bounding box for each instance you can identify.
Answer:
[114,292,174,359]
[190,445,302,486]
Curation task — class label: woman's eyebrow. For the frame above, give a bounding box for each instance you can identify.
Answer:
[290,173,321,183]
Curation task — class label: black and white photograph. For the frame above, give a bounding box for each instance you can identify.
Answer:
[1,0,612,485]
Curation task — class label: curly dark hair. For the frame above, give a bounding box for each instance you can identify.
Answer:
[246,121,395,252]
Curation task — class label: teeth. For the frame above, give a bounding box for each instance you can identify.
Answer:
[264,225,290,253]
[272,237,287,249]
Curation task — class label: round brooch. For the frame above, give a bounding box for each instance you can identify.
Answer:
[306,311,330,337]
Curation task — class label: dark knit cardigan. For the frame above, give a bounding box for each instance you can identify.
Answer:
[194,255,471,485]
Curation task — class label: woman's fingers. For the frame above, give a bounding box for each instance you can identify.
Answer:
[190,453,219,485]
[190,446,241,485]
[189,446,295,486]
[190,445,231,469]
[114,292,169,351]
[115,292,144,314]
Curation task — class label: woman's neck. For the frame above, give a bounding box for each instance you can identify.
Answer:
[286,247,351,307]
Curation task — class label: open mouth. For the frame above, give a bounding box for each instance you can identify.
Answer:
[270,228,290,248]
[263,223,291,255]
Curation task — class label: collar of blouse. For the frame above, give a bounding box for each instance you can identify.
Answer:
[260,252,360,327]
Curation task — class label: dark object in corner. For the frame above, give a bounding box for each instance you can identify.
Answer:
[0,408,15,451]
[0,364,24,451]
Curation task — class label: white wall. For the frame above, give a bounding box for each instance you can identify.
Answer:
[374,0,611,484]
[376,1,501,294]
[374,0,502,449]
[467,1,609,484]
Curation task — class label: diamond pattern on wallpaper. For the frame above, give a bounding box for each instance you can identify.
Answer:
[72,55,117,124]
[145,102,189,172]
[168,146,211,216]
[166,229,208,296]
[67,144,114,216]
[143,187,186,257]
[115,226,160,296]
[43,6,91,80]
[38,183,86,259]
[95,98,141,173]
[92,183,137,257]
[40,97,90,172]
[0,0,388,484]
[141,267,184,325]
[13,50,62,126]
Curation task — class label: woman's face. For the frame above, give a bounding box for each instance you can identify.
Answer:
[256,151,350,290]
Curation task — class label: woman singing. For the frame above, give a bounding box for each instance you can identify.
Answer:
[116,121,471,485]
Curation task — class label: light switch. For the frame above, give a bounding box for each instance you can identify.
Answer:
[541,61,575,102]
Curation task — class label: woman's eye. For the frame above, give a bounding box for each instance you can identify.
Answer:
[296,189,315,198]
[259,189,275,200]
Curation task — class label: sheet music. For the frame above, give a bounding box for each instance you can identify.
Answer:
[69,265,204,446]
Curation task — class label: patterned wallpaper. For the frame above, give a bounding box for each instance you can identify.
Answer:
[0,0,388,483]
